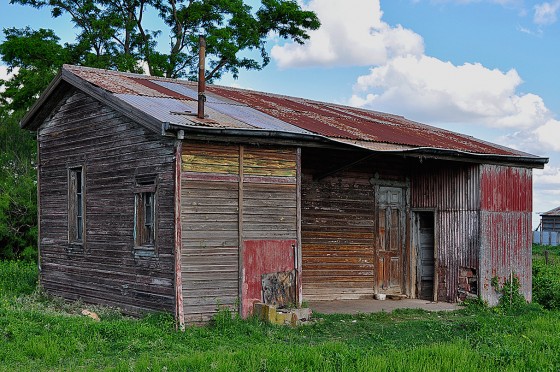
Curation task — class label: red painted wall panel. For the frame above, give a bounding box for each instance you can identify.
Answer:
[479,165,533,305]
[480,165,532,212]
[242,239,296,317]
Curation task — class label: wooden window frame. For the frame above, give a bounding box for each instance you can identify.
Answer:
[68,165,86,249]
[134,175,158,257]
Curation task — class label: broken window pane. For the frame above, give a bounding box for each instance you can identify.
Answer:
[69,167,85,243]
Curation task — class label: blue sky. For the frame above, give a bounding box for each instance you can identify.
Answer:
[2,0,560,226]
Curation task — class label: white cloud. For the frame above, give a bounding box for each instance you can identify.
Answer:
[0,65,18,93]
[270,0,424,68]
[497,118,560,154]
[0,65,15,81]
[350,55,551,130]
[271,0,558,162]
[534,1,560,25]
[535,165,560,186]
[534,119,560,150]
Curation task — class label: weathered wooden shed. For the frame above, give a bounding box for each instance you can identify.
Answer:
[539,206,560,233]
[22,65,547,324]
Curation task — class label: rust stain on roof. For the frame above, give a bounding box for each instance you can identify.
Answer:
[542,206,560,216]
[131,78,196,101]
[206,85,519,156]
[62,65,535,158]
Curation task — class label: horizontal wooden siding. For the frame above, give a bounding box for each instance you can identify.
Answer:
[38,90,176,314]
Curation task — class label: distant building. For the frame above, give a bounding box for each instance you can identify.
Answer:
[22,65,548,325]
[533,207,560,246]
[540,206,560,233]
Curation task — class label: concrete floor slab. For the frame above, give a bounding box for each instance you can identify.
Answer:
[308,299,460,315]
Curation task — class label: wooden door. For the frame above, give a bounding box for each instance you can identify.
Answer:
[376,186,406,294]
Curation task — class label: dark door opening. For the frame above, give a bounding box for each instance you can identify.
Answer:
[415,212,435,301]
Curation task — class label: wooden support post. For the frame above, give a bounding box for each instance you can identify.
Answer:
[36,132,42,283]
[238,145,244,315]
[174,141,185,330]
[296,147,303,306]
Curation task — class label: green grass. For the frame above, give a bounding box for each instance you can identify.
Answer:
[533,244,560,310]
[0,260,37,298]
[1,259,560,371]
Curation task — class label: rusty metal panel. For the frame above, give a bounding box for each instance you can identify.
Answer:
[479,165,533,305]
[411,163,481,211]
[206,84,525,156]
[242,240,296,317]
[480,165,532,212]
[436,210,480,302]
[66,65,172,96]
[64,65,540,159]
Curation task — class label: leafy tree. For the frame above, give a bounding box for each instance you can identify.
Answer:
[0,109,37,261]
[9,0,320,79]
[0,27,80,112]
[0,0,319,260]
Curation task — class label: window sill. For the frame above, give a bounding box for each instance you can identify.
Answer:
[66,242,85,254]
[134,245,156,258]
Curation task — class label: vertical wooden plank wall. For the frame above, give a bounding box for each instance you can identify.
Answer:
[479,165,533,305]
[181,142,298,322]
[38,90,176,314]
[411,162,481,302]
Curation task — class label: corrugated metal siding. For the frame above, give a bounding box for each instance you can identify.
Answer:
[479,165,533,305]
[411,163,481,302]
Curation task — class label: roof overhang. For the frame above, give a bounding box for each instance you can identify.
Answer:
[165,123,549,169]
[21,68,164,133]
[21,66,549,169]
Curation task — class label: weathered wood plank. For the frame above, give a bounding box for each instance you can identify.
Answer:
[38,90,176,316]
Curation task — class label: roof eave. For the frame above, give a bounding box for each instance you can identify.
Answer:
[21,66,164,134]
[165,124,548,168]
[401,147,548,169]
[20,70,64,130]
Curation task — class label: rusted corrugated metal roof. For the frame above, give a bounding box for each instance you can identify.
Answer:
[49,65,543,160]
[542,206,560,216]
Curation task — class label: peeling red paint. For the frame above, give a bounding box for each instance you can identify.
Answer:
[242,240,296,317]
[479,165,533,305]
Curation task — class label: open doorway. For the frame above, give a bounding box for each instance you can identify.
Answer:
[414,212,435,301]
